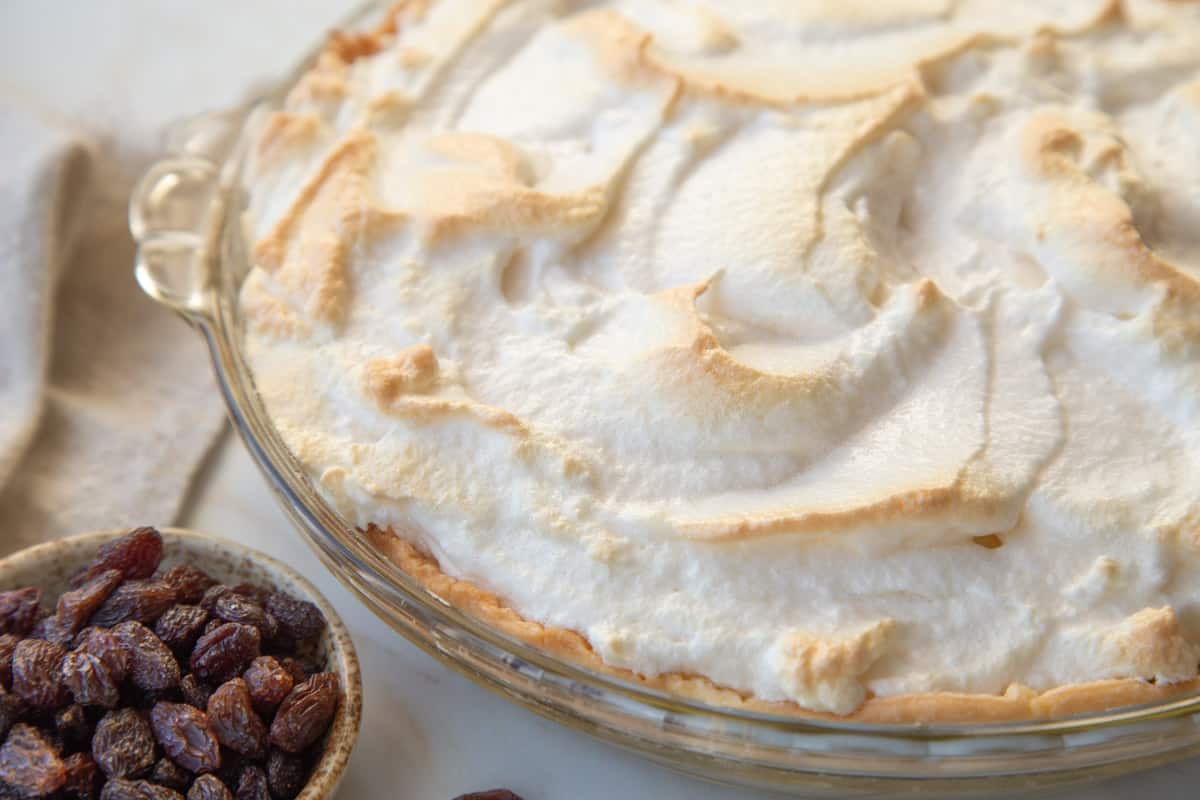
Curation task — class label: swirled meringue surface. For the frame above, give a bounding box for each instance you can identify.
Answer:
[239,0,1200,714]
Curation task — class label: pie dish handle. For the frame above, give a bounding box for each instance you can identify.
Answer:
[130,109,242,321]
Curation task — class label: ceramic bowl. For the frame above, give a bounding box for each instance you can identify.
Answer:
[0,526,361,799]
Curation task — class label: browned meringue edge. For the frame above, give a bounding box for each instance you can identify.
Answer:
[365,526,1200,724]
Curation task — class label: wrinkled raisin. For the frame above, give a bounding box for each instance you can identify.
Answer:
[241,658,292,717]
[177,676,210,712]
[0,722,66,797]
[60,652,120,708]
[55,704,92,751]
[12,638,69,708]
[230,586,271,607]
[276,659,307,686]
[265,749,306,800]
[187,774,233,800]
[29,613,76,647]
[162,567,217,606]
[57,570,124,635]
[155,606,210,655]
[92,708,155,779]
[0,692,26,739]
[211,596,276,643]
[198,587,232,615]
[74,628,129,683]
[91,581,177,628]
[0,633,19,688]
[233,765,269,800]
[451,792,525,800]
[190,625,259,684]
[113,622,180,691]
[206,680,266,760]
[61,751,100,800]
[263,595,323,643]
[268,674,337,754]
[202,620,223,638]
[72,528,163,588]
[149,703,221,775]
[151,757,191,792]
[0,587,41,636]
[100,778,185,800]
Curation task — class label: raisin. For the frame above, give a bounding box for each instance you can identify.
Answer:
[148,703,221,775]
[0,633,19,688]
[230,586,271,607]
[0,692,26,739]
[72,528,163,588]
[28,613,76,647]
[267,674,337,754]
[92,708,155,779]
[74,629,129,683]
[202,620,223,638]
[91,581,177,628]
[12,639,69,708]
[61,751,100,800]
[211,596,276,644]
[265,749,306,800]
[100,778,185,800]
[198,588,232,615]
[206,680,266,760]
[263,595,323,643]
[113,622,180,692]
[0,588,41,636]
[241,658,292,717]
[55,704,92,751]
[187,774,233,800]
[190,625,259,684]
[151,757,192,792]
[57,570,124,635]
[451,792,525,800]
[162,567,217,606]
[233,765,269,800]
[154,607,210,655]
[275,660,307,686]
[60,652,120,709]
[177,677,211,713]
[0,722,67,797]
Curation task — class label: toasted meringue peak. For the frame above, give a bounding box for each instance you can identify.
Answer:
[241,0,1200,712]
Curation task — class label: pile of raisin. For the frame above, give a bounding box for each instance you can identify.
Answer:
[0,527,338,800]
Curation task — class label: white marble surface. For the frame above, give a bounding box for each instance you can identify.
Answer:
[185,432,1200,800]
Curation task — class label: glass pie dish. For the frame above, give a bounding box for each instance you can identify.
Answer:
[130,2,1200,794]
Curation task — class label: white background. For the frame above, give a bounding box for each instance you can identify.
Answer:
[2,3,1198,797]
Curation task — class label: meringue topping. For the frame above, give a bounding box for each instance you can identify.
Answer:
[240,0,1200,714]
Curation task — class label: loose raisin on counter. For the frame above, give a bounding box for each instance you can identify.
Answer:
[155,607,210,655]
[55,703,93,751]
[148,703,221,776]
[113,622,180,692]
[190,625,259,684]
[0,587,42,636]
[91,581,177,629]
[150,757,191,792]
[452,792,526,800]
[206,680,266,760]
[57,570,124,635]
[233,765,269,800]
[61,751,100,800]
[72,528,163,588]
[92,708,155,780]
[75,628,129,684]
[162,567,217,606]
[267,674,337,755]
[210,596,276,644]
[265,749,306,800]
[0,632,19,688]
[60,652,120,709]
[100,778,185,800]
[241,658,291,717]
[263,594,323,643]
[12,638,69,708]
[187,774,233,800]
[0,722,67,797]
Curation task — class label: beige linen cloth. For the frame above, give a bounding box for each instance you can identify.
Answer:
[0,1,344,555]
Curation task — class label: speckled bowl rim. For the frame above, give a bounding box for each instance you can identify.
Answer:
[0,527,362,800]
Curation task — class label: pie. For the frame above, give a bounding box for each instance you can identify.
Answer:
[237,0,1200,721]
